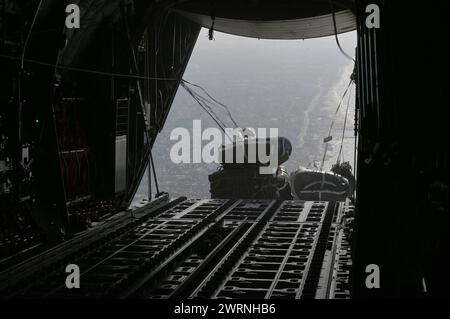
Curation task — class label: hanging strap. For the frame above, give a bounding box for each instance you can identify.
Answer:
[209,0,216,40]
[337,83,353,165]
[320,79,353,171]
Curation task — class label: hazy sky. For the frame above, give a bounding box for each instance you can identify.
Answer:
[171,28,356,131]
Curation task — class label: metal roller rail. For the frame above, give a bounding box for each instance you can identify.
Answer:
[192,201,341,299]
[0,198,232,298]
[0,199,353,299]
[140,200,279,299]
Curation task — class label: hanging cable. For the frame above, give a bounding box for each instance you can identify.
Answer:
[183,85,234,130]
[181,81,244,149]
[181,81,228,132]
[208,0,216,40]
[149,148,160,195]
[1,52,241,146]
[208,17,215,41]
[0,53,179,81]
[4,43,243,162]
[1,51,244,121]
[182,79,239,128]
[18,0,44,143]
[21,0,44,69]
[180,80,239,129]
[337,83,353,164]
[326,79,353,138]
[320,78,353,171]
[328,0,355,63]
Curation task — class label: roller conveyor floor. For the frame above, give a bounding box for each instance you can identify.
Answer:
[0,198,353,299]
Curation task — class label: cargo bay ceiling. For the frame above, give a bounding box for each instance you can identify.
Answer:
[174,0,356,39]
[58,0,357,69]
